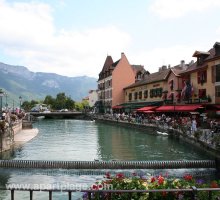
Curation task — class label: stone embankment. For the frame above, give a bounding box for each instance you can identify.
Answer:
[0,120,38,152]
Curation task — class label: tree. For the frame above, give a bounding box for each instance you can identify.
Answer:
[43,95,55,109]
[22,100,39,111]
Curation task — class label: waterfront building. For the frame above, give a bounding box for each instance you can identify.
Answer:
[123,66,171,112]
[97,53,147,113]
[179,42,220,106]
[166,60,190,105]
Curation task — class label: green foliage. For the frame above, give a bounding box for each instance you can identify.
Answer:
[22,92,75,111]
[43,92,75,110]
[74,100,90,111]
[22,100,39,111]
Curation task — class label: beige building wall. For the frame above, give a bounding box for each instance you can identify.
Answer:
[112,53,136,106]
[190,63,215,104]
[125,81,167,103]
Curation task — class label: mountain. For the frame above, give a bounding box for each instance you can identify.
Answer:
[0,62,97,104]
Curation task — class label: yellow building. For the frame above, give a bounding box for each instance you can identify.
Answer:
[123,66,170,112]
[180,42,220,105]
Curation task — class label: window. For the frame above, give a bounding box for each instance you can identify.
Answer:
[197,70,207,84]
[216,86,220,97]
[129,93,132,101]
[216,65,220,82]
[139,91,142,99]
[198,89,206,98]
[134,92,138,100]
[144,90,148,98]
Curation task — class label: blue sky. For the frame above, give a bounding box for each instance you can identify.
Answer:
[0,0,220,78]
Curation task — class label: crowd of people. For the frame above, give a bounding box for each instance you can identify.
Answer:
[101,111,220,135]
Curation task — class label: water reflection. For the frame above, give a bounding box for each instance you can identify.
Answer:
[96,122,211,161]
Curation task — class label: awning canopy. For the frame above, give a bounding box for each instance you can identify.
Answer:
[136,106,157,112]
[155,105,203,112]
[142,110,155,113]
[155,105,175,112]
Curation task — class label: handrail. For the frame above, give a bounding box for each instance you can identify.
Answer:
[0,187,220,200]
[0,159,216,169]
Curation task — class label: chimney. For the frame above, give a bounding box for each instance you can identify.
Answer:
[189,60,194,66]
[180,60,185,68]
[214,42,220,56]
[161,65,167,70]
[121,52,125,58]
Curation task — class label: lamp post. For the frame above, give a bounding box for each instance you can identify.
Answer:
[0,89,5,119]
[5,93,8,111]
[19,96,22,113]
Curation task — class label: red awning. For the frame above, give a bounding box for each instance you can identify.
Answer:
[142,110,155,113]
[112,105,123,109]
[155,105,203,112]
[174,105,203,112]
[155,105,175,112]
[136,106,157,112]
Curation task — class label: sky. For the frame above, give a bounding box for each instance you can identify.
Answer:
[0,0,220,78]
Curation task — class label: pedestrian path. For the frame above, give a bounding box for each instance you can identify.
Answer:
[14,128,39,144]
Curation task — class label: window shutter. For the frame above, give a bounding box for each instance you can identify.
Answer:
[197,72,201,84]
[204,70,207,82]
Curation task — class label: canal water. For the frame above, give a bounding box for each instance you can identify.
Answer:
[0,119,217,199]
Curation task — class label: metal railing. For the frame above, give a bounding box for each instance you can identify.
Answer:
[0,159,216,169]
[0,187,220,200]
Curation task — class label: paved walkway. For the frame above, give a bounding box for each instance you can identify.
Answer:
[14,128,39,144]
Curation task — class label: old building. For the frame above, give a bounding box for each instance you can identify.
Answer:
[123,66,170,112]
[97,53,146,113]
[179,42,220,105]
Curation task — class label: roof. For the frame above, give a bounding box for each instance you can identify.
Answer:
[192,51,210,57]
[98,56,120,80]
[124,68,171,89]
[131,65,145,72]
[101,55,113,72]
[180,42,220,74]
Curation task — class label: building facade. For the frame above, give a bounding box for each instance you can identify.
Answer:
[180,42,220,105]
[123,66,170,111]
[97,53,146,113]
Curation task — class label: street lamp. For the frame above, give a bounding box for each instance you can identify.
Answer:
[19,96,22,113]
[5,93,8,111]
[0,89,5,119]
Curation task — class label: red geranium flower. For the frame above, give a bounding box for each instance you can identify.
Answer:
[105,172,111,179]
[151,177,156,183]
[211,181,219,188]
[116,173,124,179]
[183,174,193,181]
[158,175,164,185]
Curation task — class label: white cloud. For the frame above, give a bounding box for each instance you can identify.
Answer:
[149,0,220,19]
[0,0,131,78]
